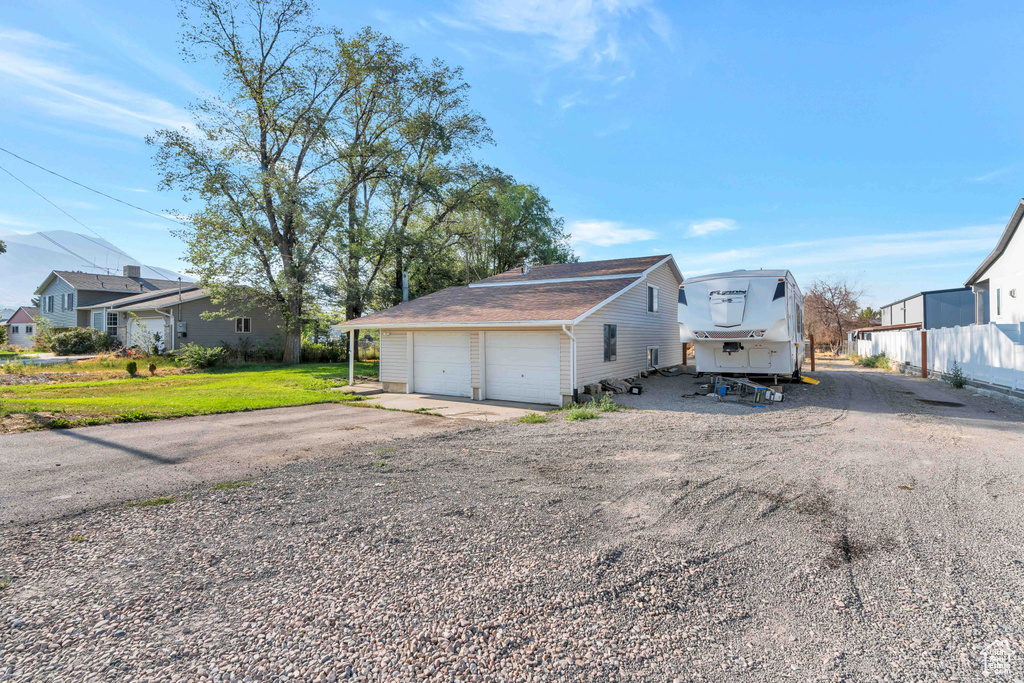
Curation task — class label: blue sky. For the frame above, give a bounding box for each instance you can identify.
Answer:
[2,0,1023,307]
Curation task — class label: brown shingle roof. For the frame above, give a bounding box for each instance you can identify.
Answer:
[110,288,210,311]
[100,285,202,308]
[53,271,185,293]
[471,255,669,285]
[345,278,639,327]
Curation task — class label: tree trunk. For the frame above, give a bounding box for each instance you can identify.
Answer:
[282,297,304,364]
[393,245,404,306]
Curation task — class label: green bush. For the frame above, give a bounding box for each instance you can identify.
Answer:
[856,353,890,369]
[592,394,624,412]
[49,328,112,356]
[301,341,345,364]
[179,343,226,369]
[564,404,599,421]
[125,361,138,377]
[944,361,967,389]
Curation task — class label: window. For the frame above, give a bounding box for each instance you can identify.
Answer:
[997,289,1001,316]
[235,317,252,334]
[107,312,119,337]
[678,286,687,306]
[603,324,617,362]
[773,280,786,301]
[25,325,33,335]
[65,293,74,310]
[647,285,659,313]
[47,295,55,313]
[10,326,18,334]
[647,346,659,369]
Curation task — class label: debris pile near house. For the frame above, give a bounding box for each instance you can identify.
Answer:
[700,375,784,407]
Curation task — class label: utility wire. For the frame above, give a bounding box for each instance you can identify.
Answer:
[0,145,182,225]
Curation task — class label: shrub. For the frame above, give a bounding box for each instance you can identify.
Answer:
[591,393,624,412]
[49,328,112,356]
[117,409,152,423]
[564,404,599,421]
[302,341,345,364]
[125,361,138,377]
[148,362,157,376]
[0,326,6,346]
[944,361,967,389]
[179,343,226,369]
[857,353,889,369]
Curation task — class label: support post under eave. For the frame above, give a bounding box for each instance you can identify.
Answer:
[349,331,355,387]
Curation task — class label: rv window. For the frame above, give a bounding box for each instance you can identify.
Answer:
[603,324,617,362]
[647,285,659,313]
[773,281,786,301]
[678,287,687,305]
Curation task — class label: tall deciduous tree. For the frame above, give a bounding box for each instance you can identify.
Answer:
[805,277,864,352]
[151,0,403,363]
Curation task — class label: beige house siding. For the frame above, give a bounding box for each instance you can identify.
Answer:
[574,262,682,388]
[380,330,408,384]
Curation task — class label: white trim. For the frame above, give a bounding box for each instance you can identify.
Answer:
[561,324,576,399]
[478,331,486,401]
[572,276,647,325]
[335,319,573,330]
[467,273,641,288]
[406,332,415,392]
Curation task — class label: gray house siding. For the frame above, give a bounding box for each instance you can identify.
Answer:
[78,290,137,308]
[171,298,284,349]
[36,277,77,329]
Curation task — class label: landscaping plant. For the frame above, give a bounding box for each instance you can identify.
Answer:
[179,344,226,369]
[125,361,138,377]
[944,361,967,389]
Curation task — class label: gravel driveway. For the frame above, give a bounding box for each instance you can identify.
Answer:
[3,359,1024,681]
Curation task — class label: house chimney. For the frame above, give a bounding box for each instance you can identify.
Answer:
[402,271,409,302]
[123,265,141,278]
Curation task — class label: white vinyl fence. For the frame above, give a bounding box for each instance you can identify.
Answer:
[854,323,1024,392]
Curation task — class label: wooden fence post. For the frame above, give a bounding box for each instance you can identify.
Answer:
[809,334,815,372]
[921,330,928,378]
[682,342,688,366]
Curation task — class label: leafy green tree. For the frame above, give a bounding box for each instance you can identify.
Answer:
[0,239,5,254]
[151,0,406,363]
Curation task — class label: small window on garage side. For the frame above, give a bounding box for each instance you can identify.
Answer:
[235,317,252,334]
[647,346,659,369]
[603,324,617,362]
[647,285,659,313]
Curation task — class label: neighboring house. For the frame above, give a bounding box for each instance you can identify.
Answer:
[878,287,976,329]
[336,255,683,406]
[95,287,283,352]
[34,266,185,331]
[0,309,15,325]
[5,306,40,348]
[966,199,1024,325]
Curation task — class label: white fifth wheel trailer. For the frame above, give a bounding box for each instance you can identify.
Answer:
[679,269,805,378]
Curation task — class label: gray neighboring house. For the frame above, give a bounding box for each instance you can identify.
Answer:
[879,287,977,330]
[337,255,684,406]
[34,266,185,331]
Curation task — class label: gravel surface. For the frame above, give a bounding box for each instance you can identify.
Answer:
[2,359,1024,681]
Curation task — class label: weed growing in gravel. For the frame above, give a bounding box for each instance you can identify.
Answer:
[212,481,252,491]
[857,353,890,369]
[69,534,86,543]
[376,460,388,468]
[0,577,11,590]
[117,409,153,423]
[517,413,550,423]
[591,394,624,412]
[127,496,174,507]
[48,416,73,429]
[944,361,967,389]
[564,405,599,421]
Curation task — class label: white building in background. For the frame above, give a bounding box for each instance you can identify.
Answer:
[966,199,1024,325]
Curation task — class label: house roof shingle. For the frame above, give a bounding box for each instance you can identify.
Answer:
[7,307,40,324]
[471,255,671,285]
[44,271,186,294]
[341,278,639,328]
[110,288,210,311]
[96,285,202,309]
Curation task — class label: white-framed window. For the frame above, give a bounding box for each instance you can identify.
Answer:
[65,293,74,310]
[647,346,660,369]
[11,325,18,334]
[25,325,33,335]
[47,295,55,313]
[647,284,659,313]
[106,312,118,337]
[235,317,252,334]
[603,324,617,362]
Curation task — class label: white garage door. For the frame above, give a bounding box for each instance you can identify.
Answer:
[127,316,166,351]
[414,331,472,397]
[485,331,561,405]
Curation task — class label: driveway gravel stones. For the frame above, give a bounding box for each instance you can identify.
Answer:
[2,359,1024,681]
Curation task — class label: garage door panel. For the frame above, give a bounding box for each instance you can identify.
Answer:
[414,332,471,397]
[485,331,561,405]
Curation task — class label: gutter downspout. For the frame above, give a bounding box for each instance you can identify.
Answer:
[155,307,175,353]
[561,324,577,404]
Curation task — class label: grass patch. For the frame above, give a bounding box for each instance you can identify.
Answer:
[211,480,252,491]
[69,534,86,543]
[517,412,550,423]
[0,362,378,422]
[126,496,174,508]
[591,394,624,412]
[0,577,11,590]
[564,404,599,421]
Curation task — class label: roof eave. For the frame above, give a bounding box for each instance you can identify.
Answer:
[333,319,574,330]
[965,198,1024,286]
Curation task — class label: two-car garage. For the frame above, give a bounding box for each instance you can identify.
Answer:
[407,330,563,406]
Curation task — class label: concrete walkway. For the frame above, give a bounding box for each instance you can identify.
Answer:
[363,391,552,421]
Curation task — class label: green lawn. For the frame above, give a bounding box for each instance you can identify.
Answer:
[0,362,378,424]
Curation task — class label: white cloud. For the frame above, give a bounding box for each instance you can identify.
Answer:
[0,26,191,138]
[455,0,670,64]
[569,219,656,247]
[688,218,738,237]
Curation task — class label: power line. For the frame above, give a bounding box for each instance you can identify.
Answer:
[0,146,182,225]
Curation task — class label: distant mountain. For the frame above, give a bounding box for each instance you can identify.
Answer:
[0,228,193,309]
